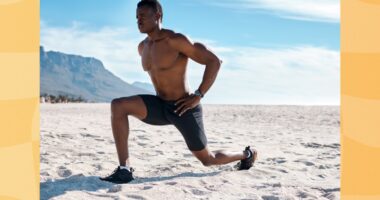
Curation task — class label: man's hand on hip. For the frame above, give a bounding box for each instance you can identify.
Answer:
[174,95,201,117]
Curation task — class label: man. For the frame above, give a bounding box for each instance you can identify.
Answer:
[100,0,257,184]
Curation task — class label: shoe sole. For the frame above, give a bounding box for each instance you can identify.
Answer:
[252,149,258,165]
[99,177,134,184]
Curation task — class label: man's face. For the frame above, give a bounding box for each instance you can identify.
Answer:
[136,6,159,33]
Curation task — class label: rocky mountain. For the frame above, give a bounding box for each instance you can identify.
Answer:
[40,46,153,102]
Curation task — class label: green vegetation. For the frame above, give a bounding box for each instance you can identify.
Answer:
[40,93,87,103]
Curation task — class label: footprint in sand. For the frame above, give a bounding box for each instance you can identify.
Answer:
[276,168,288,173]
[77,152,95,157]
[318,174,327,178]
[155,150,164,155]
[262,195,280,200]
[57,166,72,177]
[131,129,147,133]
[294,159,315,166]
[137,135,149,140]
[190,188,209,196]
[143,185,153,190]
[297,191,310,199]
[301,142,322,148]
[178,163,192,168]
[93,164,103,170]
[126,194,147,200]
[58,134,74,139]
[221,179,230,184]
[80,133,100,138]
[323,143,340,149]
[266,157,287,164]
[204,184,218,192]
[40,157,49,163]
[40,171,50,176]
[165,181,177,186]
[137,142,149,147]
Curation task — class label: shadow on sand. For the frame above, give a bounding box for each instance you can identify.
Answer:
[40,171,221,199]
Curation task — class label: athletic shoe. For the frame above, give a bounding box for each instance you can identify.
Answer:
[237,146,257,170]
[99,166,135,184]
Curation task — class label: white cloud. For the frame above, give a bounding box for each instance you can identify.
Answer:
[41,22,339,105]
[40,21,149,83]
[205,0,340,23]
[185,39,339,105]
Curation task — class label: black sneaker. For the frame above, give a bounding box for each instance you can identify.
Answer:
[99,166,135,184]
[237,146,257,170]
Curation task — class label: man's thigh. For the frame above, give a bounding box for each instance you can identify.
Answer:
[112,95,148,120]
[167,104,207,151]
[136,94,171,125]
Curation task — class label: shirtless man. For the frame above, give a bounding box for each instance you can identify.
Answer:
[100,0,257,184]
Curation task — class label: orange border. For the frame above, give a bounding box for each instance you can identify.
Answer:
[0,0,379,199]
[341,0,380,199]
[0,0,40,199]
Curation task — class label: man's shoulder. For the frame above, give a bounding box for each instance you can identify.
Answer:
[138,37,149,56]
[166,31,189,41]
[165,30,191,47]
[139,37,149,45]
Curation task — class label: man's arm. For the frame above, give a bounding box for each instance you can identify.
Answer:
[138,40,145,56]
[168,34,222,96]
[138,40,149,71]
[169,33,222,116]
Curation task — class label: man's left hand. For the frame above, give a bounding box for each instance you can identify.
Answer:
[174,94,201,116]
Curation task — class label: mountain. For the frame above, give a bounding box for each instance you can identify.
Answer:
[132,81,155,94]
[40,46,153,102]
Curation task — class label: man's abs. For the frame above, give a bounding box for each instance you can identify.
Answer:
[151,75,190,101]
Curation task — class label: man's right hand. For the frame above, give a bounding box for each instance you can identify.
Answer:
[174,95,201,116]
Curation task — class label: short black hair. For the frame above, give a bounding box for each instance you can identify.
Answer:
[137,0,163,22]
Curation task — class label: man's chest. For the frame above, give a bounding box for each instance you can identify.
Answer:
[141,41,180,70]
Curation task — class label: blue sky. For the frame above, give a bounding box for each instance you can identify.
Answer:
[41,0,340,105]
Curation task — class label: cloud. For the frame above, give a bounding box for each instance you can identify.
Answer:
[41,22,339,105]
[40,21,149,83]
[186,41,340,105]
[204,0,340,23]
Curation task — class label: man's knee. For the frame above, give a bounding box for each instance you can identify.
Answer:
[111,97,132,116]
[111,98,122,111]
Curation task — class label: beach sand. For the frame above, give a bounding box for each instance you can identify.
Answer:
[40,103,340,200]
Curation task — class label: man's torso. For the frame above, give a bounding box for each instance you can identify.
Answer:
[139,29,190,101]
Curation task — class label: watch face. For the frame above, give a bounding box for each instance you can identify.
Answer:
[195,90,203,97]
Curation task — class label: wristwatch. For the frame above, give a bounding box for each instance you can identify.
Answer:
[194,89,204,98]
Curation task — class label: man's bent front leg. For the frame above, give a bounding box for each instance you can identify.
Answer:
[111,100,131,166]
[110,96,148,166]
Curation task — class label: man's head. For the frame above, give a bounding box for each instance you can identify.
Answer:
[136,0,163,33]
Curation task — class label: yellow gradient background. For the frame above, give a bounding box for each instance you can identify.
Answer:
[341,0,380,199]
[0,0,379,199]
[0,0,40,199]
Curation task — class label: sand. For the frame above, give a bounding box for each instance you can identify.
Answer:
[40,103,340,200]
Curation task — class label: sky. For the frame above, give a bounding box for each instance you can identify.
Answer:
[40,0,340,105]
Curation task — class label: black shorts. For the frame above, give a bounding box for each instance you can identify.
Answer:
[137,94,207,151]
